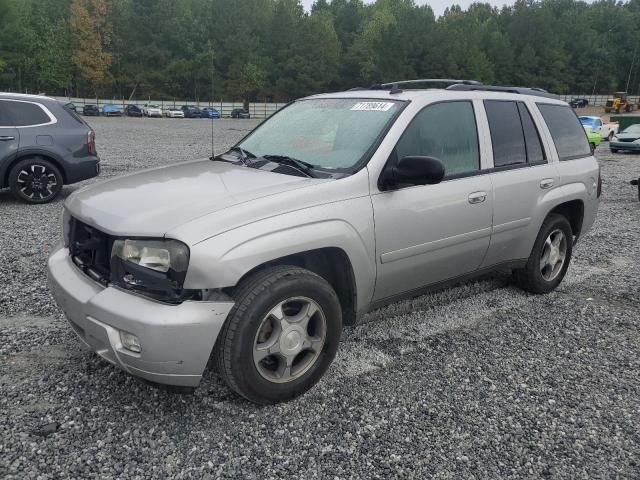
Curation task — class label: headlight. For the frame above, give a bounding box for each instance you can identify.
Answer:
[110,239,190,302]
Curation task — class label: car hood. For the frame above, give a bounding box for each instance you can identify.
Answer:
[65,159,323,238]
[616,132,640,140]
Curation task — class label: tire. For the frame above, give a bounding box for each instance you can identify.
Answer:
[8,157,63,204]
[608,131,614,141]
[513,213,573,294]
[215,265,342,404]
[611,148,618,153]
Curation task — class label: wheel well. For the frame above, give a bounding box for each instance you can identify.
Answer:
[232,248,358,325]
[3,153,67,187]
[549,200,584,240]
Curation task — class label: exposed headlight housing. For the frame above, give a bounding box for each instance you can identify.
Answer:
[111,239,190,302]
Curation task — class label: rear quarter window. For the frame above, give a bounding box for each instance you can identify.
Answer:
[3,100,53,127]
[538,104,591,160]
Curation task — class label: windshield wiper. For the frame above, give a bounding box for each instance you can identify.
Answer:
[262,154,317,178]
[212,146,256,165]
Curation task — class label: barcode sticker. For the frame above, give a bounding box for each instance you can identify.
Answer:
[351,102,395,111]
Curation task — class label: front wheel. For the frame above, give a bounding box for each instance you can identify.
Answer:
[611,148,618,153]
[215,265,342,404]
[8,157,63,203]
[514,213,573,294]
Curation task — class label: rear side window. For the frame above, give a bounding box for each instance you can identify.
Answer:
[0,101,13,126]
[394,101,480,178]
[517,103,545,163]
[3,101,52,126]
[485,100,547,167]
[538,104,591,160]
[485,101,526,167]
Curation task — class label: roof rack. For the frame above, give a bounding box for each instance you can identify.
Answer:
[363,79,482,94]
[446,83,559,99]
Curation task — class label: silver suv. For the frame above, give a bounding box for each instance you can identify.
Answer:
[48,80,600,404]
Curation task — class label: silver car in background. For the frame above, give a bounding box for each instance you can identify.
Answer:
[48,80,600,404]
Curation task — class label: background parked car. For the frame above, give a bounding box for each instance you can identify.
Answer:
[0,93,99,203]
[66,103,78,112]
[165,107,185,118]
[200,107,220,118]
[142,104,162,117]
[579,116,619,141]
[181,105,201,118]
[610,124,640,153]
[231,108,250,118]
[569,98,589,108]
[101,104,122,117]
[124,105,143,117]
[82,104,99,116]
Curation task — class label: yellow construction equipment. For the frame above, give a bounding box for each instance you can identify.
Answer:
[605,91,634,113]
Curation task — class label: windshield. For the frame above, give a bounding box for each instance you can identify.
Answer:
[237,98,403,170]
[148,105,160,109]
[579,117,596,126]
[622,124,640,134]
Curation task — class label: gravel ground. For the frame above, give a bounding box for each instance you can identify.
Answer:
[1,117,639,479]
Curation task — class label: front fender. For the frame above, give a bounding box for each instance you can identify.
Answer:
[183,197,376,312]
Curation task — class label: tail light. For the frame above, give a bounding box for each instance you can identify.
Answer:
[87,130,96,155]
[597,167,602,198]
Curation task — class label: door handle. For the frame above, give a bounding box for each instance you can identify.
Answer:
[468,191,487,204]
[540,178,554,189]
[0,136,15,141]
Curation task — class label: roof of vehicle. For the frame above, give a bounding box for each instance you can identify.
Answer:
[307,80,566,105]
[0,92,59,103]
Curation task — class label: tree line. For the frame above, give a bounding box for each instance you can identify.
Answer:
[1,0,640,102]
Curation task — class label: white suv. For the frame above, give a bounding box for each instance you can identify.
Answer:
[48,80,600,404]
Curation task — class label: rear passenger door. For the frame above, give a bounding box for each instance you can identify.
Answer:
[481,99,558,267]
[0,100,20,175]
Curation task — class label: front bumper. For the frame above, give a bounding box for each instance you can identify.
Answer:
[610,141,640,151]
[47,244,234,387]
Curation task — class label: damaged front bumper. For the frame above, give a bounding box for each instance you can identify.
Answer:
[47,243,234,387]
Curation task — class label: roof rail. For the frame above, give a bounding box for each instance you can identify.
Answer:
[366,79,482,94]
[446,83,560,99]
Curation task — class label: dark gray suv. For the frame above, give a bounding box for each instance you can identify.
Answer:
[0,93,100,203]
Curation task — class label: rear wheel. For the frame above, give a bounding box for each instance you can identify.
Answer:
[215,265,342,404]
[608,131,614,141]
[514,213,573,294]
[8,157,63,204]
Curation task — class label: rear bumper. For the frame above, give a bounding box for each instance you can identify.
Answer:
[47,243,234,387]
[65,156,100,184]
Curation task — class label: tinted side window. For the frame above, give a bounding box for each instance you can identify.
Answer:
[538,104,591,160]
[484,100,526,167]
[0,101,13,126]
[395,101,479,177]
[517,103,545,163]
[6,101,52,126]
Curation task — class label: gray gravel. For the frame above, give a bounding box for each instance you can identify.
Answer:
[1,117,639,479]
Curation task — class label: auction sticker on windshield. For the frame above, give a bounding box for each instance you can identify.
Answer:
[351,102,395,111]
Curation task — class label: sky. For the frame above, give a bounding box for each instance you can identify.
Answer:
[300,0,515,17]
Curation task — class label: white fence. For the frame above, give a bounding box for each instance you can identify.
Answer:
[559,94,640,106]
[52,97,285,119]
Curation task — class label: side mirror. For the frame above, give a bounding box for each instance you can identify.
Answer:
[381,155,445,189]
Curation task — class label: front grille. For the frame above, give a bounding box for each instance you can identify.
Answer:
[69,217,113,285]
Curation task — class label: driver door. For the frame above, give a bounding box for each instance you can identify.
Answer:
[371,100,493,302]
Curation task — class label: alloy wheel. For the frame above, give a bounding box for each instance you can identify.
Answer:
[539,228,568,281]
[253,296,327,384]
[16,164,58,201]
